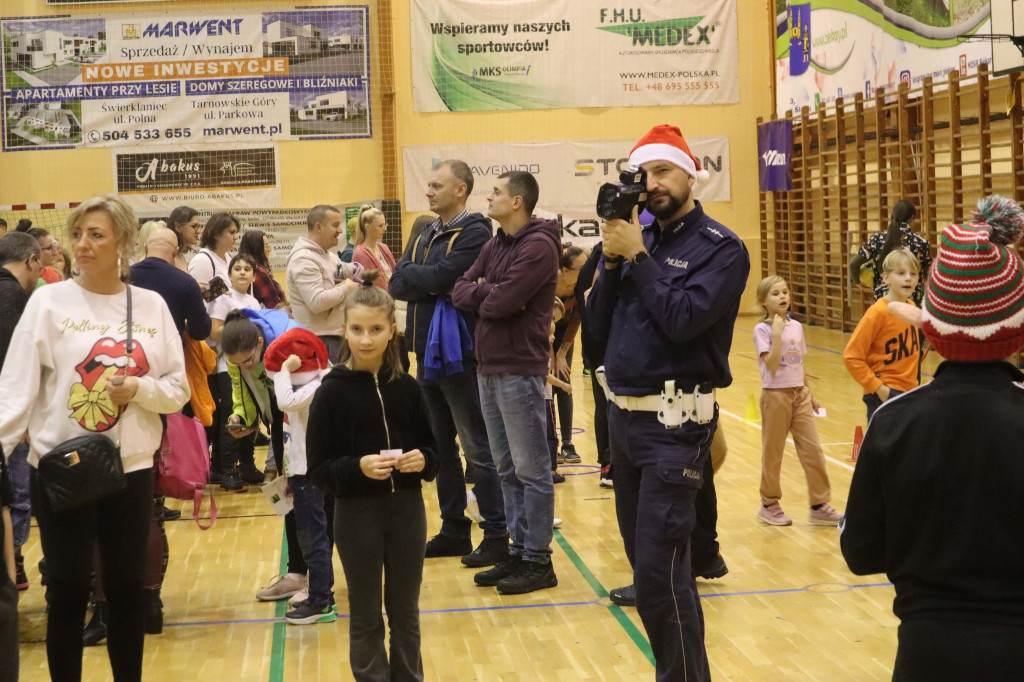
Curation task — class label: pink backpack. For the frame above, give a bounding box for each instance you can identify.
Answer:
[156,413,217,530]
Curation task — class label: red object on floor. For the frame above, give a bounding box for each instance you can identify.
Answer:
[849,425,864,463]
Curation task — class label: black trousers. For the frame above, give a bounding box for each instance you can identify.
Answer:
[893,619,1024,681]
[32,468,153,682]
[0,577,17,682]
[335,491,426,682]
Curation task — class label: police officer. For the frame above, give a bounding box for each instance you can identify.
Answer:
[587,125,749,681]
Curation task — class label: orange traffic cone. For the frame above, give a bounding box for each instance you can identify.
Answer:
[849,425,864,463]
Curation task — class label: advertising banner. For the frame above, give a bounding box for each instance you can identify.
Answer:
[411,0,738,112]
[775,0,993,114]
[114,145,282,212]
[1,6,370,151]
[403,137,730,245]
[758,120,792,192]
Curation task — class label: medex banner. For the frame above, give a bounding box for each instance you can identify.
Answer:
[403,138,731,245]
[775,0,993,114]
[1,6,370,151]
[114,145,282,212]
[758,120,792,192]
[411,0,738,111]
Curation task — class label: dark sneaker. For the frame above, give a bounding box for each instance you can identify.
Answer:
[552,472,566,484]
[694,553,729,580]
[474,555,523,587]
[285,600,337,626]
[497,559,558,595]
[220,471,248,494]
[599,465,613,489]
[162,507,182,522]
[239,466,265,486]
[560,443,581,464]
[609,584,636,607]
[461,536,510,568]
[425,533,472,558]
[14,552,28,591]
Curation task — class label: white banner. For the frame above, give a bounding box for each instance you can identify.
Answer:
[775,0,993,114]
[2,7,370,151]
[403,137,731,246]
[411,0,738,112]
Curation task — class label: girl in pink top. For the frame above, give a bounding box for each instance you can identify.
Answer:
[753,276,841,527]
[351,204,396,291]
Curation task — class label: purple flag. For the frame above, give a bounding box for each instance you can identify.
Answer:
[758,120,793,192]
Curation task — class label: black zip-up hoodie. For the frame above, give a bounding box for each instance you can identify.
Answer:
[306,365,438,498]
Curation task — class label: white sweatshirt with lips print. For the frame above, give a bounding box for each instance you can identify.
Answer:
[0,280,190,474]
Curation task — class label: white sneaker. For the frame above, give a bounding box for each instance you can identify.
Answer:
[288,588,309,606]
[466,489,484,523]
[553,517,563,529]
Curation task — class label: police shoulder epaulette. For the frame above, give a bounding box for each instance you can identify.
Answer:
[700,223,726,242]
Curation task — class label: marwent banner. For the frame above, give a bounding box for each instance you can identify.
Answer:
[775,0,993,114]
[411,0,738,112]
[403,137,731,245]
[1,7,370,151]
[758,120,792,192]
[114,144,282,212]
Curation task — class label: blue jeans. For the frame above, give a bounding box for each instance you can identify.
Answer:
[417,357,506,540]
[863,388,904,422]
[477,374,554,563]
[9,442,30,548]
[288,475,334,606]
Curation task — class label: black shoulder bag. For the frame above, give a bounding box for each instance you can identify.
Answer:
[37,286,132,511]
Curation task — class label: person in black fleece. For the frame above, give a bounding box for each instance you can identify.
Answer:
[841,195,1024,682]
[307,273,438,682]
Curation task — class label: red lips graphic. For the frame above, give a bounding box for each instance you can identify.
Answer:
[67,338,150,432]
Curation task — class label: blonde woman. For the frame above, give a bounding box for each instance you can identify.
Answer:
[351,204,396,290]
[0,194,189,681]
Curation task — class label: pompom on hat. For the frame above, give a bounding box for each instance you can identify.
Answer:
[628,124,710,181]
[921,195,1024,361]
[263,327,329,374]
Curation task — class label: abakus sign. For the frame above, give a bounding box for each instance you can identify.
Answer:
[114,145,281,211]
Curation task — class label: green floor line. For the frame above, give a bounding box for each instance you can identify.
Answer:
[268,530,289,682]
[553,529,655,667]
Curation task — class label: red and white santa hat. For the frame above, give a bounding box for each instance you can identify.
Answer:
[628,124,710,181]
[264,327,329,374]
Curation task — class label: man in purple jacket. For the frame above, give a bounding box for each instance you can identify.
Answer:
[452,171,561,595]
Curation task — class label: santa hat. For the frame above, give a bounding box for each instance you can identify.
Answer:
[922,195,1024,362]
[628,124,710,181]
[263,327,329,373]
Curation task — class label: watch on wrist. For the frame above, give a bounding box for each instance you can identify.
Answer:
[631,250,650,266]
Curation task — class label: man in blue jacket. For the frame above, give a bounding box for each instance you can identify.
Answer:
[453,171,560,594]
[587,125,749,682]
[389,160,509,567]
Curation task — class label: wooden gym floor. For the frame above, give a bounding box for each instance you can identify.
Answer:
[16,318,937,681]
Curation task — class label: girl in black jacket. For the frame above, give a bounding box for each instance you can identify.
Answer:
[307,273,438,682]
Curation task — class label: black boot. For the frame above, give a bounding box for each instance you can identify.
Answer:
[83,601,107,646]
[144,588,164,635]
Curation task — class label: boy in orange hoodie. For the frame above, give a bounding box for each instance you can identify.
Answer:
[843,247,921,421]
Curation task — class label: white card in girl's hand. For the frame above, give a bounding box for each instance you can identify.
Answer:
[381,448,402,464]
[814,407,827,418]
[261,475,293,515]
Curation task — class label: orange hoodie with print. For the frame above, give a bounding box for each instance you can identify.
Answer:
[843,298,920,395]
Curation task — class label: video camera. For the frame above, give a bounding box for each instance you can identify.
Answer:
[596,166,647,221]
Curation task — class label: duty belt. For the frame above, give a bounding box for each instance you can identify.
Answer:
[595,366,716,427]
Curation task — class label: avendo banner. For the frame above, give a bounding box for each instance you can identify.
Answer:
[775,0,993,114]
[411,0,738,111]
[114,145,282,212]
[758,119,792,192]
[1,7,370,151]
[403,137,731,245]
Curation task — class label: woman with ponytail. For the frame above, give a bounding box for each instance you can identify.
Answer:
[351,205,397,291]
[849,200,932,305]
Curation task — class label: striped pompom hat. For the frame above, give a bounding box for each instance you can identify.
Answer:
[922,195,1024,361]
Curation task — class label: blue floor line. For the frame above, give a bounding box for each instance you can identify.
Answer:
[164,583,893,628]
